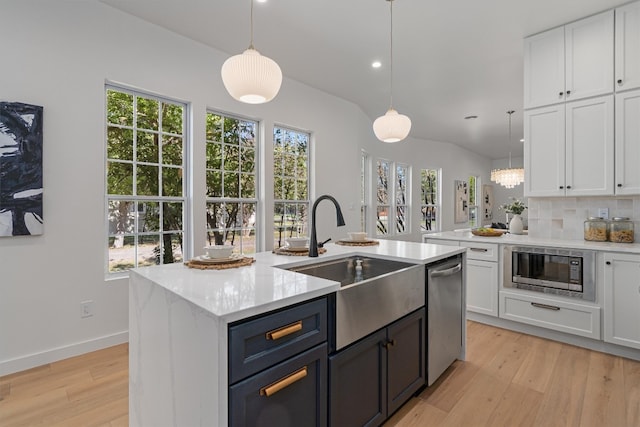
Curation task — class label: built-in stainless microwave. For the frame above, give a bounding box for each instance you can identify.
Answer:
[503,245,596,302]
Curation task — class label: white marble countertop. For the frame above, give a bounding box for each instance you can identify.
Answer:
[425,230,640,254]
[130,240,465,323]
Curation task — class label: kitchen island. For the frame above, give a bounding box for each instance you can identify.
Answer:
[129,240,466,427]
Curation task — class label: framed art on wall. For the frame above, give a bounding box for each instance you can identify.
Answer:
[454,180,468,223]
[0,102,44,236]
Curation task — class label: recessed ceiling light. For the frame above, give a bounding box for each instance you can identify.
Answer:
[464,115,478,120]
[372,61,382,68]
[256,0,267,3]
[520,138,525,142]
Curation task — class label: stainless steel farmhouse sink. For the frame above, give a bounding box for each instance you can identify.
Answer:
[280,255,425,350]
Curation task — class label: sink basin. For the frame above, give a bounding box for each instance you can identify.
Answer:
[281,255,425,350]
[284,256,415,287]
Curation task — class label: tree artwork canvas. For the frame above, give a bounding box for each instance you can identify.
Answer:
[0,102,44,236]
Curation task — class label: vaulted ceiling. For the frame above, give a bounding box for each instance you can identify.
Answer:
[100,0,628,159]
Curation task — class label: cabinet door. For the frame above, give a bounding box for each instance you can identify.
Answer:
[229,344,328,427]
[466,260,498,317]
[524,104,565,197]
[329,329,387,427]
[604,253,640,349]
[615,90,640,194]
[524,27,565,109]
[565,11,614,102]
[565,95,614,196]
[616,2,640,92]
[386,308,426,416]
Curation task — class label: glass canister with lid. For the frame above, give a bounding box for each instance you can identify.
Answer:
[584,217,608,241]
[609,217,634,243]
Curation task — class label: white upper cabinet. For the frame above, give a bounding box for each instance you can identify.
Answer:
[616,2,640,92]
[524,10,614,109]
[615,89,640,194]
[524,104,565,197]
[524,95,614,198]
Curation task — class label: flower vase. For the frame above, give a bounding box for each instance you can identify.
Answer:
[509,214,524,235]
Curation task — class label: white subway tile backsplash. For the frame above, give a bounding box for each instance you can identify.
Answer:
[528,196,640,241]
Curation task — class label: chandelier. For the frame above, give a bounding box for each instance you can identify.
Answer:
[491,110,524,188]
[221,0,282,104]
[373,0,411,143]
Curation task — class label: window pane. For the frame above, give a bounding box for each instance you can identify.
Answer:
[421,206,437,232]
[274,176,283,200]
[137,165,159,196]
[107,90,133,126]
[162,167,182,197]
[223,172,240,198]
[108,236,135,273]
[107,162,133,195]
[139,201,159,232]
[223,117,241,145]
[297,179,308,199]
[108,200,135,234]
[162,135,182,166]
[107,127,133,161]
[166,233,184,263]
[239,121,256,147]
[396,206,407,233]
[162,103,183,134]
[206,170,222,197]
[377,160,389,205]
[241,174,255,198]
[207,142,222,170]
[163,202,183,232]
[206,113,222,141]
[283,177,295,200]
[376,207,389,236]
[137,131,159,163]
[240,148,255,172]
[138,234,160,267]
[224,145,240,171]
[469,176,476,205]
[396,165,407,205]
[137,97,159,131]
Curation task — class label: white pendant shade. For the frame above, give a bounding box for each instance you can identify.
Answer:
[491,167,524,189]
[373,108,412,143]
[221,48,282,104]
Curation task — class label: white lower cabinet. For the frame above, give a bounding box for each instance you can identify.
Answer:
[460,242,499,317]
[603,253,640,349]
[499,290,601,339]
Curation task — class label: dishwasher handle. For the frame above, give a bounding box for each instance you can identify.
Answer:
[430,263,462,278]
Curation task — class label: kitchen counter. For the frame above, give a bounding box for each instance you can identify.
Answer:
[129,240,465,427]
[425,230,640,253]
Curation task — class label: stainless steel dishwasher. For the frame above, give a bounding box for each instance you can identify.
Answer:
[427,254,463,386]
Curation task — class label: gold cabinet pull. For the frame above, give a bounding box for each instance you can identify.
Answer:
[266,320,303,340]
[260,366,307,397]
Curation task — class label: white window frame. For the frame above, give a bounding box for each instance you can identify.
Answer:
[273,125,311,248]
[420,168,441,233]
[105,84,190,277]
[205,111,260,255]
[375,158,411,236]
[360,150,370,233]
[468,175,480,227]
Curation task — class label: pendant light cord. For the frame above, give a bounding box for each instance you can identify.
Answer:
[389,0,394,109]
[249,0,254,49]
[507,110,514,168]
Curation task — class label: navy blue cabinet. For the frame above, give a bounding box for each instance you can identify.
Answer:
[228,297,328,427]
[329,308,426,426]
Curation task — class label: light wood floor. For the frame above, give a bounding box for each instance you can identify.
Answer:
[1,321,639,426]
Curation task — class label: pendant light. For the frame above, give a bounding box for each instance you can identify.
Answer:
[373,0,411,143]
[491,110,525,189]
[221,0,282,104]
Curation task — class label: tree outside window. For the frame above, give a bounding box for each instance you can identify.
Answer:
[420,169,440,232]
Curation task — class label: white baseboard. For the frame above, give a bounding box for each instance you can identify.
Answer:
[0,331,129,376]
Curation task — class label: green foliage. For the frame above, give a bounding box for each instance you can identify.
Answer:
[500,197,527,215]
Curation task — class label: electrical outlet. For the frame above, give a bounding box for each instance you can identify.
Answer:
[80,300,94,318]
[598,208,609,219]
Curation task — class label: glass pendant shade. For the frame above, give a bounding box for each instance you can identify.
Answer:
[373,108,412,143]
[490,167,524,189]
[221,48,282,104]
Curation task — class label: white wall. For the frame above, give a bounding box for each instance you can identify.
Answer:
[0,1,492,374]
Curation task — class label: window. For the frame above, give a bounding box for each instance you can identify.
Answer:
[376,159,411,236]
[106,87,187,273]
[273,126,310,248]
[420,169,440,232]
[468,175,479,227]
[205,112,258,254]
[360,151,370,233]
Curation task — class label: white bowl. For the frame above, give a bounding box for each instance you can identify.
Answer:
[203,245,234,259]
[286,237,309,248]
[348,232,368,241]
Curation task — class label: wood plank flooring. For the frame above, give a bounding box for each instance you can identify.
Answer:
[1,321,638,426]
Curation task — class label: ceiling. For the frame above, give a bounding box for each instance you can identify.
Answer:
[100,0,628,160]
